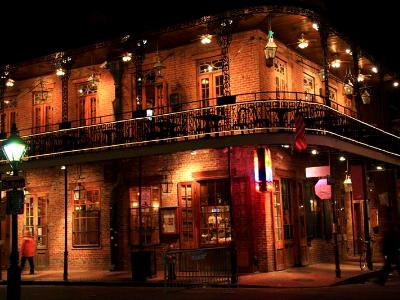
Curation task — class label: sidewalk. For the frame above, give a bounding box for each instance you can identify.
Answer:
[0,261,383,288]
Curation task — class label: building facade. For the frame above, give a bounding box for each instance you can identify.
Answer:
[0,5,399,278]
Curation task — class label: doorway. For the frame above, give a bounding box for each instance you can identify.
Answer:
[24,194,49,269]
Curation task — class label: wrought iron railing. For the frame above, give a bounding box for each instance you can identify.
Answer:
[11,91,356,136]
[2,93,399,161]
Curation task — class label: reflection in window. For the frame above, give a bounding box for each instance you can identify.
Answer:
[129,186,160,246]
[73,187,100,247]
[199,180,231,245]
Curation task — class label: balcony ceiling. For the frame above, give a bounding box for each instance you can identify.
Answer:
[11,7,382,85]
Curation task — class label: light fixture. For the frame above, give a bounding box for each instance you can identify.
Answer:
[357,74,365,82]
[343,67,354,97]
[87,72,99,90]
[331,57,341,68]
[319,68,329,81]
[1,124,27,171]
[344,81,354,97]
[312,22,319,31]
[361,88,371,104]
[264,17,277,67]
[161,172,172,193]
[56,67,65,76]
[393,81,399,87]
[200,34,212,44]
[6,78,15,87]
[376,165,383,170]
[297,33,309,49]
[339,156,346,161]
[343,174,352,192]
[311,149,318,155]
[73,183,85,201]
[153,44,166,78]
[345,48,352,55]
[371,66,378,73]
[122,52,132,62]
[54,52,71,76]
[343,159,352,192]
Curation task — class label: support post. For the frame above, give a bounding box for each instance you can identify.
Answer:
[319,22,331,107]
[331,197,341,278]
[329,153,341,278]
[63,166,68,281]
[7,211,20,300]
[362,164,373,270]
[216,17,233,96]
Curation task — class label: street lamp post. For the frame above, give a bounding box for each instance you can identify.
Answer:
[2,124,27,300]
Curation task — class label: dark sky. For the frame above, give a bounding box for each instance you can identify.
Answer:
[1,0,399,74]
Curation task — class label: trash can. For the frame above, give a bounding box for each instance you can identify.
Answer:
[131,250,154,281]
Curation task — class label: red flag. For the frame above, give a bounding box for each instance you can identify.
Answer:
[294,112,307,151]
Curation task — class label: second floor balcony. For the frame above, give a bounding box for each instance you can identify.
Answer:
[1,92,399,166]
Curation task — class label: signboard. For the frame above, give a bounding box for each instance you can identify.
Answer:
[0,175,25,190]
[306,166,330,178]
[6,189,25,214]
[314,178,332,200]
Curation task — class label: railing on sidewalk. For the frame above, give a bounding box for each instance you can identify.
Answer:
[164,246,237,287]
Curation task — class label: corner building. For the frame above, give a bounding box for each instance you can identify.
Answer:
[0,4,399,278]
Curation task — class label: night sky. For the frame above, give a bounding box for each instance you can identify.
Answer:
[1,0,399,75]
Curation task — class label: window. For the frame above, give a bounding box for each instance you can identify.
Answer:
[129,186,160,246]
[72,187,100,247]
[141,71,168,114]
[199,179,231,245]
[198,58,224,107]
[33,90,53,133]
[23,195,48,249]
[273,180,283,241]
[0,98,17,135]
[179,183,194,247]
[303,73,315,100]
[77,82,97,126]
[274,58,288,99]
[304,181,322,239]
[281,178,294,240]
[328,86,337,103]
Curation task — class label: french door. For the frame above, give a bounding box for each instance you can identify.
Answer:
[24,194,49,269]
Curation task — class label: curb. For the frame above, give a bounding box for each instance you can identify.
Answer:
[330,270,380,286]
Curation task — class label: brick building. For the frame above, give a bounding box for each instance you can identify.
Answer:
[0,4,399,280]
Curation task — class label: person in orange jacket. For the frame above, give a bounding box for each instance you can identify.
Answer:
[20,232,36,274]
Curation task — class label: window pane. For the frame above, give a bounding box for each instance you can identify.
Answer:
[199,179,231,246]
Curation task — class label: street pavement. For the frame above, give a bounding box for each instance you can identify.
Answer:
[0,261,386,288]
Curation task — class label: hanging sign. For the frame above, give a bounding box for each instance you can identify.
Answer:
[254,147,273,192]
[305,166,330,178]
[314,178,332,200]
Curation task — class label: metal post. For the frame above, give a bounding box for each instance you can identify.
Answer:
[216,17,233,96]
[7,190,21,300]
[329,152,341,278]
[362,164,373,270]
[319,22,331,107]
[227,146,237,284]
[331,198,341,278]
[63,166,68,281]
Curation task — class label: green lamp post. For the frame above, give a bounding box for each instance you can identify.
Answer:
[2,124,27,300]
